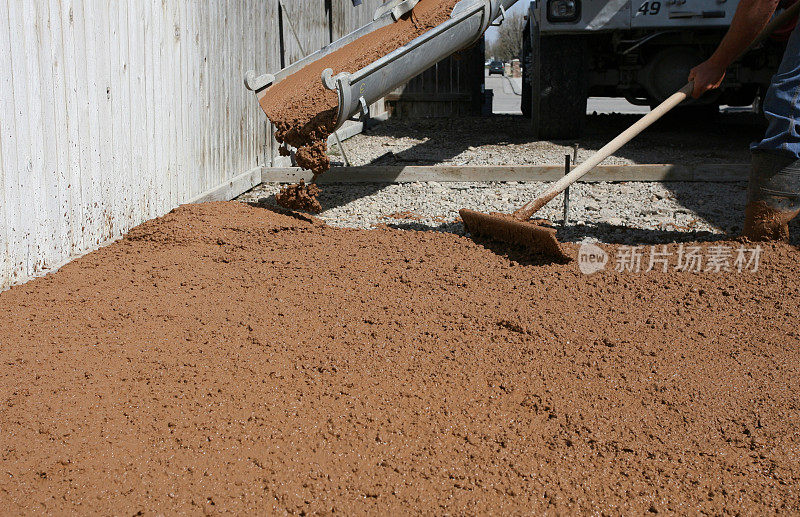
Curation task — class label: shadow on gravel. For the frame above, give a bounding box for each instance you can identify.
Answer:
[657,181,750,235]
[361,112,762,167]
[557,223,734,245]
[559,220,799,247]
[363,117,529,166]
[386,221,465,234]
[387,219,736,246]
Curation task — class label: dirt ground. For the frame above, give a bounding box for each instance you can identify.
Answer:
[1,202,798,514]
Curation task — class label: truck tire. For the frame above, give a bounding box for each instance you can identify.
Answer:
[534,35,588,139]
[521,20,532,118]
[522,68,532,118]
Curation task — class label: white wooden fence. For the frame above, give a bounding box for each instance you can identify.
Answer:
[0,0,386,290]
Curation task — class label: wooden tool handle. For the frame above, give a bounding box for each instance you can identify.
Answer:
[513,82,694,221]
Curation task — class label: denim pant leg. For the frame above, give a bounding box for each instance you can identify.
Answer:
[753,23,800,158]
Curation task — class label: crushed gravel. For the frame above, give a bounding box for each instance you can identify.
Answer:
[340,112,760,167]
[238,180,800,246]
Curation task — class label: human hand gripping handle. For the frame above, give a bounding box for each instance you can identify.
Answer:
[686,0,800,99]
[688,59,727,99]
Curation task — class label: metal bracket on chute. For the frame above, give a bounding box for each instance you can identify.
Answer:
[243,70,275,93]
[373,0,421,21]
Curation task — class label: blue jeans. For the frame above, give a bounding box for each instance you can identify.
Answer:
[753,22,800,157]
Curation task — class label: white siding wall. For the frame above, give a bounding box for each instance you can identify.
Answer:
[0,0,277,289]
[280,0,328,64]
[0,0,386,290]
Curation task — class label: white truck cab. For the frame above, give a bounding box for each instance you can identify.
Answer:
[522,0,790,137]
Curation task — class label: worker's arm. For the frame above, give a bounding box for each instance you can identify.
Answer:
[688,0,780,98]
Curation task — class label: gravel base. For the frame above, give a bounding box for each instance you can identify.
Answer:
[341,112,761,167]
[242,112,800,246]
[237,181,800,246]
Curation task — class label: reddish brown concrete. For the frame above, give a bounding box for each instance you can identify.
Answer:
[0,202,798,514]
[275,180,322,213]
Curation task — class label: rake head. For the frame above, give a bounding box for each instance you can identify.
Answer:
[459,209,569,260]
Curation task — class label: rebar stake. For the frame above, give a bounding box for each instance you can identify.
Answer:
[562,154,571,227]
[562,144,579,227]
[333,131,351,167]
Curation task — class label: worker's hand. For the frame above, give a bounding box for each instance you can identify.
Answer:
[688,59,727,99]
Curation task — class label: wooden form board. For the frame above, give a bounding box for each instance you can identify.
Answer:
[261,164,751,183]
[187,162,751,208]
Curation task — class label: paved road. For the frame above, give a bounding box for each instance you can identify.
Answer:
[485,70,653,115]
[486,73,523,114]
[587,97,651,115]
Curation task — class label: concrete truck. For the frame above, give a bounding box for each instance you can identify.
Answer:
[521,0,795,138]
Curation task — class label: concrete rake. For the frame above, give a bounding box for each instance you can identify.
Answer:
[460,81,693,260]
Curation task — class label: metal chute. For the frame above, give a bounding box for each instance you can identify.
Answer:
[246,0,517,130]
